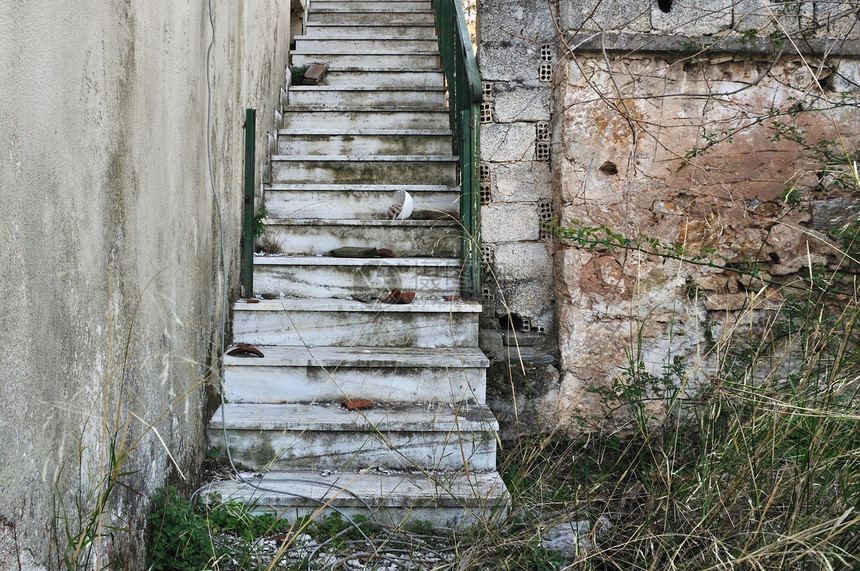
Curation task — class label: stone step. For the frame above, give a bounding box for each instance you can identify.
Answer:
[288,85,446,108]
[311,0,433,10]
[294,37,439,53]
[277,129,452,155]
[208,401,498,471]
[308,10,435,25]
[260,217,460,256]
[200,470,510,529]
[316,68,445,88]
[282,107,450,130]
[253,255,463,298]
[292,51,439,68]
[304,23,438,39]
[232,298,480,348]
[263,183,459,219]
[271,155,458,186]
[222,345,488,404]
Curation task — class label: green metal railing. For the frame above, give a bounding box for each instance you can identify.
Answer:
[433,0,482,299]
[241,108,256,297]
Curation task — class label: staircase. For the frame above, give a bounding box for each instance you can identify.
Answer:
[206,0,508,528]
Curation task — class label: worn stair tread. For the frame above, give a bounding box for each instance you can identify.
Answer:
[289,85,446,93]
[311,7,433,13]
[278,129,451,138]
[265,183,458,191]
[203,470,508,507]
[253,255,461,267]
[271,154,456,161]
[209,401,498,431]
[233,297,482,313]
[295,35,437,42]
[284,105,448,112]
[263,217,457,227]
[224,345,488,368]
[316,65,442,72]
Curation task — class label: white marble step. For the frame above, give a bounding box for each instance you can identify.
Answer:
[308,10,434,25]
[311,0,433,10]
[294,37,439,53]
[271,155,457,186]
[277,129,452,156]
[260,217,460,256]
[254,255,463,298]
[200,470,509,529]
[222,345,487,404]
[208,401,498,471]
[288,85,447,107]
[282,107,450,130]
[263,183,458,218]
[304,23,437,39]
[292,52,439,68]
[315,68,444,88]
[232,297,480,348]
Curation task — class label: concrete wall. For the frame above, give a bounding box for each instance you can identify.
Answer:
[478,0,860,437]
[0,1,289,568]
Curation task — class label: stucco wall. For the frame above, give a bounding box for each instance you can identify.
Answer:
[477,0,860,437]
[0,2,289,568]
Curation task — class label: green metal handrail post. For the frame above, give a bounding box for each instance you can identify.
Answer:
[241,108,256,297]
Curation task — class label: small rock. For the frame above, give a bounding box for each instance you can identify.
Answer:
[542,516,612,560]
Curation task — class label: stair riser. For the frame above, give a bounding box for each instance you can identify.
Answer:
[311,1,433,10]
[254,262,461,298]
[232,308,478,347]
[261,222,460,256]
[264,189,458,218]
[278,134,452,156]
[292,53,439,68]
[223,365,486,404]
[304,24,437,39]
[272,160,457,186]
[211,428,497,471]
[309,12,435,25]
[295,38,438,52]
[288,89,446,107]
[283,111,450,130]
[318,70,445,88]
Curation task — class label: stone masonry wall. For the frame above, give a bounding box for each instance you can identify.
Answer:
[478,0,860,437]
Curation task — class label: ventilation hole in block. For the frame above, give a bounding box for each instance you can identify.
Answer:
[536,121,550,142]
[481,245,495,268]
[540,226,552,241]
[540,44,554,62]
[480,101,494,123]
[538,200,553,222]
[539,62,553,82]
[482,286,495,303]
[536,324,547,334]
[599,161,619,175]
[480,182,491,205]
[521,317,532,333]
[499,313,525,332]
[480,162,490,180]
[482,81,494,101]
[536,141,551,161]
[657,0,673,13]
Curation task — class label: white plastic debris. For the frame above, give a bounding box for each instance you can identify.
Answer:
[388,190,414,220]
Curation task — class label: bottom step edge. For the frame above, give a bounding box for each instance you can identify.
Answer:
[200,470,510,528]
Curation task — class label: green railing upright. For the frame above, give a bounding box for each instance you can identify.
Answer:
[433,0,482,299]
